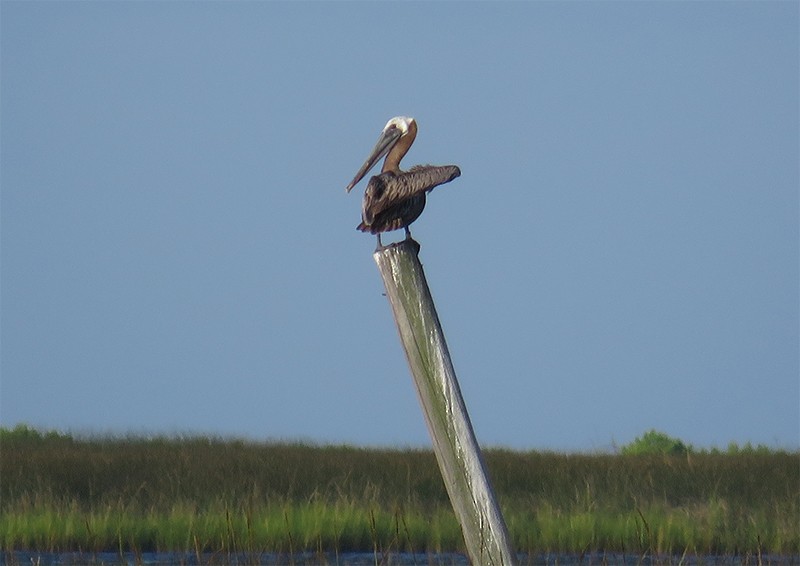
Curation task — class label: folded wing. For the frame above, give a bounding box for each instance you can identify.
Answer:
[360,165,461,229]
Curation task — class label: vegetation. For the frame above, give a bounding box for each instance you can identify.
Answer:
[1,425,798,559]
[618,428,788,457]
[620,430,690,456]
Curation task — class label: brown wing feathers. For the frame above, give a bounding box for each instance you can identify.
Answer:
[357,165,461,233]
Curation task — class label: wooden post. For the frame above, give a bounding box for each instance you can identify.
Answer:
[373,239,517,566]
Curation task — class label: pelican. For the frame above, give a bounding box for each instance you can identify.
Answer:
[345,116,461,247]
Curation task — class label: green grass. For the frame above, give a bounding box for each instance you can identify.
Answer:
[1,427,798,557]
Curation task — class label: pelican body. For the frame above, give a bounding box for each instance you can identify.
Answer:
[346,116,461,246]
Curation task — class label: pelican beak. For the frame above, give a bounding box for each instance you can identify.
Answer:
[345,126,402,192]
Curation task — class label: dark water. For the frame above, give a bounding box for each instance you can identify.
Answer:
[3,552,798,566]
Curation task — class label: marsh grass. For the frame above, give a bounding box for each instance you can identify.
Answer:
[1,429,797,556]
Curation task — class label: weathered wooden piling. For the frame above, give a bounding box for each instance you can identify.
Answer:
[373,238,517,566]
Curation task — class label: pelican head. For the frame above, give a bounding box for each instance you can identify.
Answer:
[346,116,416,192]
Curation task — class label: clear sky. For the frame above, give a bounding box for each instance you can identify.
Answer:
[1,2,797,451]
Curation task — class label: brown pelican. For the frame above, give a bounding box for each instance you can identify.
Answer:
[345,116,461,247]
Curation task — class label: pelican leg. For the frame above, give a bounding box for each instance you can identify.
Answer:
[376,234,384,249]
[404,226,412,240]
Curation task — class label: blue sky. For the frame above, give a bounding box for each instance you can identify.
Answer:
[1,2,797,451]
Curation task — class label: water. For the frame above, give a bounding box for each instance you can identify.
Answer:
[3,552,798,566]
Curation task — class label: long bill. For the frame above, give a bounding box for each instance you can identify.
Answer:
[345,126,402,192]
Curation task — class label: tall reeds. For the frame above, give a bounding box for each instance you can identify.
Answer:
[1,430,798,556]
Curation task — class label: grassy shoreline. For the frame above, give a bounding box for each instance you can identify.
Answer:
[1,429,798,556]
